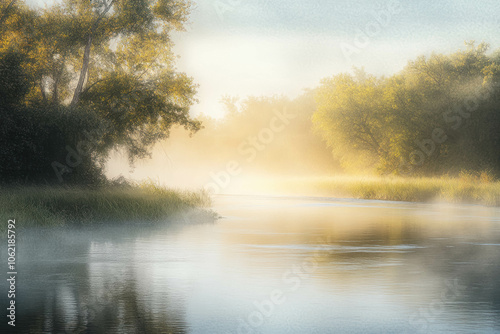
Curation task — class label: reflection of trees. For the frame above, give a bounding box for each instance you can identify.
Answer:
[311,214,500,326]
[1,226,188,333]
[416,241,500,315]
[84,279,187,334]
[9,276,188,333]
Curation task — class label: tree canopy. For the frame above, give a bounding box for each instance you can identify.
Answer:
[313,43,500,175]
[1,0,201,184]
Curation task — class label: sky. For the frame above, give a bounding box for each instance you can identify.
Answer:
[28,0,500,118]
[170,0,500,117]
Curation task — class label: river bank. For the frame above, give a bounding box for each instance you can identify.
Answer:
[247,174,500,206]
[0,182,217,230]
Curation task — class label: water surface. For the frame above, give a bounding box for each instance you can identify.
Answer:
[2,195,500,333]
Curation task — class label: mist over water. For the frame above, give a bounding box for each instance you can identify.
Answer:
[3,195,500,333]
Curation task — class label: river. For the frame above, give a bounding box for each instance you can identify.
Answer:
[2,195,500,333]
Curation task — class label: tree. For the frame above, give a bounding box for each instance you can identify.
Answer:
[313,43,500,175]
[0,0,202,184]
[313,71,389,172]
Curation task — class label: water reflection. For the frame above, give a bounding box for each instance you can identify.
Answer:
[1,195,499,333]
[2,225,190,333]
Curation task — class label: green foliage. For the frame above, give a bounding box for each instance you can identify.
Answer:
[0,104,107,185]
[0,51,30,105]
[313,72,386,171]
[313,42,500,176]
[0,0,201,185]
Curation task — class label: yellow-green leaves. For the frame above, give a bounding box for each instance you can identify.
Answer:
[1,0,199,168]
[313,43,500,175]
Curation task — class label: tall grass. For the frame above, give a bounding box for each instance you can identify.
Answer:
[0,181,218,228]
[273,173,500,206]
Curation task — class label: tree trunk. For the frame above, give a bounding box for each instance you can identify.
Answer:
[52,59,66,106]
[70,0,115,109]
[70,34,92,108]
[40,79,47,103]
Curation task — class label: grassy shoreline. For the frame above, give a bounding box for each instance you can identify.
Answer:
[268,175,500,206]
[2,175,498,230]
[0,182,218,229]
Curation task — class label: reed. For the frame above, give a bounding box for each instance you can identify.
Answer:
[273,173,500,206]
[0,181,218,229]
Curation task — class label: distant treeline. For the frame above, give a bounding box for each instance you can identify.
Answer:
[164,43,500,179]
[313,42,500,176]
